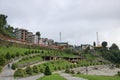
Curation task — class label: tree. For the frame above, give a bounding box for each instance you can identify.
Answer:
[26,66,33,75]
[0,56,6,66]
[36,31,41,44]
[6,52,11,60]
[44,66,52,75]
[102,41,108,48]
[11,63,18,70]
[0,14,7,32]
[93,41,96,47]
[14,69,25,77]
[33,65,39,73]
[16,52,20,57]
[109,43,119,51]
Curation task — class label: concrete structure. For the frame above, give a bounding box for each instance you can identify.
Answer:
[81,44,94,50]
[39,38,54,46]
[42,56,85,63]
[14,28,28,41]
[27,32,33,43]
[31,35,38,44]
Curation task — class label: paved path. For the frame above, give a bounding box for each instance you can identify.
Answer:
[15,74,44,80]
[59,73,87,80]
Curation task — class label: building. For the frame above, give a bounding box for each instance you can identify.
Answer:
[27,32,33,43]
[14,28,28,41]
[81,44,94,50]
[31,35,38,44]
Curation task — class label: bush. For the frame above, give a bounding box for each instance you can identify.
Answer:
[40,68,44,73]
[16,52,20,57]
[77,71,81,74]
[6,52,11,60]
[44,66,52,75]
[118,71,120,76]
[65,68,70,73]
[116,64,120,68]
[0,66,2,72]
[0,56,6,66]
[26,66,33,75]
[33,66,39,73]
[14,69,25,77]
[71,70,75,74]
[11,63,18,70]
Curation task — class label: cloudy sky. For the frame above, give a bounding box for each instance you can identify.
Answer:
[0,0,120,46]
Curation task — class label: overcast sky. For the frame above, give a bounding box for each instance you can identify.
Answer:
[0,0,120,46]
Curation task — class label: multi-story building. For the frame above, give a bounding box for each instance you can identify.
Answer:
[14,28,28,41]
[39,38,54,46]
[31,35,38,44]
[27,32,33,43]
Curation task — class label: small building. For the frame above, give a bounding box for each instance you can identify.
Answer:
[14,28,28,41]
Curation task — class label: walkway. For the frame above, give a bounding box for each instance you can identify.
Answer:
[59,73,87,80]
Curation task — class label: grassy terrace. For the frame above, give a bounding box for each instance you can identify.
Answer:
[37,73,66,80]
[37,60,73,72]
[0,46,29,55]
[75,74,120,80]
[16,55,43,67]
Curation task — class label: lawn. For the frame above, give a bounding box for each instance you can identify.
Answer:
[37,60,73,72]
[37,73,66,80]
[0,46,29,55]
[75,74,120,80]
[16,55,43,66]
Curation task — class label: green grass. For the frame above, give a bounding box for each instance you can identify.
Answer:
[16,55,43,66]
[38,60,73,72]
[37,73,66,80]
[75,74,120,80]
[0,46,29,55]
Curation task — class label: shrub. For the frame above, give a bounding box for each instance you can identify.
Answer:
[71,70,75,74]
[0,56,6,66]
[6,52,11,60]
[54,67,57,71]
[65,68,70,73]
[116,64,120,68]
[11,63,18,70]
[77,71,81,74]
[40,68,44,73]
[11,54,15,58]
[16,52,20,57]
[33,66,39,73]
[0,66,2,72]
[118,71,120,76]
[26,66,33,75]
[14,69,25,77]
[44,66,52,75]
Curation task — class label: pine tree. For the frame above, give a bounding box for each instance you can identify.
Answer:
[44,66,52,75]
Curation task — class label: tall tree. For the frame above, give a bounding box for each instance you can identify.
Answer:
[0,14,7,33]
[36,31,41,44]
[6,52,11,60]
[109,43,119,51]
[44,65,52,75]
[102,41,108,48]
[93,41,96,47]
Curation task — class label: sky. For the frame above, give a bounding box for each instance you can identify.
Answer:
[0,0,120,47]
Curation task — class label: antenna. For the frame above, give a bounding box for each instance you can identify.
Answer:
[96,32,100,47]
[59,32,61,42]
